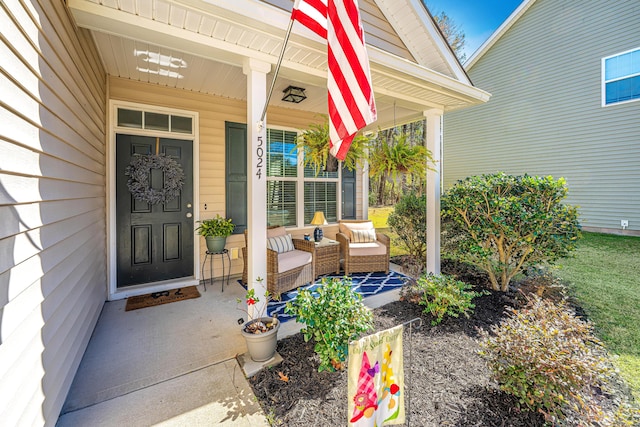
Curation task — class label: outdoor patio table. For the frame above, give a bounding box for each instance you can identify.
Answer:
[312,239,341,277]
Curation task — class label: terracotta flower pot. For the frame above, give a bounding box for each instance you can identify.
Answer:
[241,317,280,362]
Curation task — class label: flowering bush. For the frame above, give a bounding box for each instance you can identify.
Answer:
[237,278,276,334]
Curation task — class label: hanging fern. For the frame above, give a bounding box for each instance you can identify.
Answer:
[296,116,370,176]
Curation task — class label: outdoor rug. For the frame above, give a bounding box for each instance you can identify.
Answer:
[125,286,201,311]
[239,271,409,323]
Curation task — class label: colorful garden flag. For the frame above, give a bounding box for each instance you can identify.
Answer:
[348,325,404,426]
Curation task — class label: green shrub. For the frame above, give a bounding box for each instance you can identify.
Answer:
[284,277,373,372]
[441,172,581,291]
[402,273,486,325]
[479,295,613,423]
[388,192,427,267]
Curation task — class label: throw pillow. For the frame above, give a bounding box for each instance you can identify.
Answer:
[350,228,377,243]
[339,221,374,235]
[267,234,295,253]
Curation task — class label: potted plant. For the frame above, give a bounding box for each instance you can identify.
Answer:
[237,278,280,362]
[296,115,370,176]
[195,214,235,253]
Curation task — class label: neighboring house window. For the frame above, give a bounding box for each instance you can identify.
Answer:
[602,47,640,106]
[266,128,340,227]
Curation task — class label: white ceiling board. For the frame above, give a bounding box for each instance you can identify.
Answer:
[185,10,203,31]
[118,0,136,14]
[98,0,118,8]
[153,0,170,21]
[71,0,489,128]
[168,4,187,27]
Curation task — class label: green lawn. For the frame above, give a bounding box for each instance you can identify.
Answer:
[368,206,406,257]
[370,207,639,397]
[371,206,640,397]
[555,232,640,399]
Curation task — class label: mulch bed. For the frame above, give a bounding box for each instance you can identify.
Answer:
[250,293,548,426]
[248,258,636,426]
[249,259,549,426]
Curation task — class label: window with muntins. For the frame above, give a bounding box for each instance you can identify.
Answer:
[266,128,341,227]
[603,48,640,105]
[116,108,193,133]
[304,166,338,224]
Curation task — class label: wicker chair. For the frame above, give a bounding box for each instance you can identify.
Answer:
[336,220,390,276]
[242,227,315,296]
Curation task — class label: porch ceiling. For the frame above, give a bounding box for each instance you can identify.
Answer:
[68,0,490,129]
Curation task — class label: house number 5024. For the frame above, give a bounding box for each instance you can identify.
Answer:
[256,135,264,179]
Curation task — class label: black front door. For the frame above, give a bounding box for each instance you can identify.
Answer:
[115,134,194,287]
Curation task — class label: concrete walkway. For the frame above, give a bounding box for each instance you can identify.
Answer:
[57,267,403,426]
[57,360,268,427]
[57,278,273,426]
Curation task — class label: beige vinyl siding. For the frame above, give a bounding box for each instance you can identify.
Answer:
[359,0,415,61]
[443,0,640,232]
[110,77,333,278]
[1,1,107,425]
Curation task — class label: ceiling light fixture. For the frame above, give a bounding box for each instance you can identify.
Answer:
[282,86,307,103]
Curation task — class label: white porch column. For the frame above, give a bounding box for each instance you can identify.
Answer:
[424,109,443,274]
[243,58,271,317]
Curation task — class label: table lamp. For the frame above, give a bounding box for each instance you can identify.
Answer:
[310,211,327,242]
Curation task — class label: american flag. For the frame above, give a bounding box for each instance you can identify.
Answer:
[292,0,377,160]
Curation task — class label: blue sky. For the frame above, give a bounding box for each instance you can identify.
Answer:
[424,0,524,61]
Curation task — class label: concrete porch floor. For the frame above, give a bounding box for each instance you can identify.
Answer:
[57,268,402,426]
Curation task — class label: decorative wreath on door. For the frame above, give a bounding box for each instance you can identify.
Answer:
[125,154,185,204]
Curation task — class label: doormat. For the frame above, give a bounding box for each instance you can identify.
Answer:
[125,286,201,311]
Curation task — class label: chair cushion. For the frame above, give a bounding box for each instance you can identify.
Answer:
[339,221,374,236]
[267,226,287,238]
[349,241,387,256]
[350,228,377,243]
[267,234,295,253]
[277,249,313,272]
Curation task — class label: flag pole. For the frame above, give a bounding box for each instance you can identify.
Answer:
[259,17,295,125]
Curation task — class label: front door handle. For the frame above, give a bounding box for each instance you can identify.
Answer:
[186,213,192,218]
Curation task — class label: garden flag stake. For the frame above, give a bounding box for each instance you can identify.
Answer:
[348,325,404,426]
[273,0,377,160]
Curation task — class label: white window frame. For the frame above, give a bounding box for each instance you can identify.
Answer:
[602,47,640,107]
[266,125,342,229]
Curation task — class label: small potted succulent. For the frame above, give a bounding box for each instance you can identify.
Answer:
[237,278,280,362]
[195,214,235,253]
